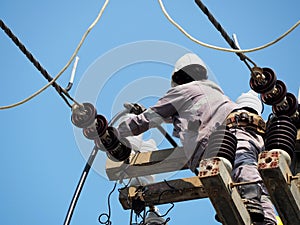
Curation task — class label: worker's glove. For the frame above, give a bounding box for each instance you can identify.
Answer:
[123,102,146,115]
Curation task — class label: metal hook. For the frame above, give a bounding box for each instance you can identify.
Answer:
[232,33,241,50]
[65,56,80,92]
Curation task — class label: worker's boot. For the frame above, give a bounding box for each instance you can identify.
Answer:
[239,184,264,223]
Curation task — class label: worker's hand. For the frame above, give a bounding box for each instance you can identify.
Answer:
[123,102,146,115]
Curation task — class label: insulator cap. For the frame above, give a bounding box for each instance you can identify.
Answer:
[100,127,120,151]
[83,114,108,140]
[261,80,287,105]
[250,67,277,94]
[106,137,132,162]
[94,127,132,162]
[272,92,298,117]
[71,103,97,128]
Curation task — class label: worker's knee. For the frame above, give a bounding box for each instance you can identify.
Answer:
[232,164,262,183]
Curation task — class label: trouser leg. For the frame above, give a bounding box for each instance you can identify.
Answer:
[231,128,276,224]
[237,180,264,222]
[232,164,277,225]
[259,195,277,225]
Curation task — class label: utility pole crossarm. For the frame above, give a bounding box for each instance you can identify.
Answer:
[119,176,207,210]
[106,147,189,181]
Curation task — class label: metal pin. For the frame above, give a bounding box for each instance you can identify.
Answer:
[232,33,241,50]
[65,56,80,91]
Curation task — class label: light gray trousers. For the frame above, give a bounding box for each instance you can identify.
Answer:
[231,128,277,225]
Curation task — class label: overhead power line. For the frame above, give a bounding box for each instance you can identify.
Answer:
[0,0,110,110]
[0,19,74,108]
[158,0,300,54]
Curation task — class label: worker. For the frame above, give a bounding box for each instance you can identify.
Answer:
[116,112,156,186]
[115,112,169,225]
[229,90,276,225]
[116,53,276,224]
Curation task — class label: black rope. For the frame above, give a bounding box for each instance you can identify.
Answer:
[0,19,73,108]
[194,0,256,71]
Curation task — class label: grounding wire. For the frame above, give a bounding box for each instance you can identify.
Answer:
[158,0,300,54]
[0,0,110,110]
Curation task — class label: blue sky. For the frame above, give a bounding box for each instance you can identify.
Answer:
[1,1,299,225]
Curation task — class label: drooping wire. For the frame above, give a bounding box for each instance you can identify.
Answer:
[144,179,175,225]
[157,0,300,54]
[0,0,110,110]
[0,19,73,108]
[138,205,173,225]
[98,181,118,225]
[128,204,145,225]
[194,0,256,71]
[126,180,175,225]
[138,209,147,225]
[158,204,174,219]
[153,180,177,223]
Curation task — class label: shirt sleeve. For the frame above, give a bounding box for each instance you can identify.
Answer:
[118,87,186,137]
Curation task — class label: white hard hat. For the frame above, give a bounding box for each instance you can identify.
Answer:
[236,90,263,115]
[171,53,207,87]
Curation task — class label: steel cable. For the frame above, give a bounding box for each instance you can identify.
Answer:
[0,19,73,108]
[0,0,110,110]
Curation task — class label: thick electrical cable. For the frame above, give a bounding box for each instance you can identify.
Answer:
[0,0,110,110]
[0,19,73,108]
[158,0,300,54]
[194,0,256,71]
[63,146,99,225]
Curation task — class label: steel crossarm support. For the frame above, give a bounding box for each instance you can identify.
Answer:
[118,176,208,210]
[106,147,189,181]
